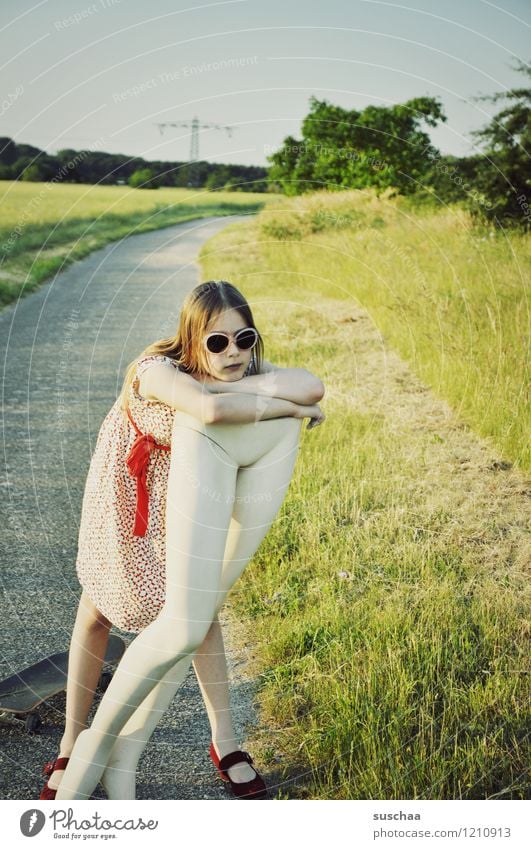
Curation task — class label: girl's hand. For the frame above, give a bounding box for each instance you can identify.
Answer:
[292,402,326,430]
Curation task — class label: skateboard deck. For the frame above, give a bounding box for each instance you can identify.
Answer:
[0,634,126,733]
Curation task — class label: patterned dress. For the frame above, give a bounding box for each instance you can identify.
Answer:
[76,354,253,633]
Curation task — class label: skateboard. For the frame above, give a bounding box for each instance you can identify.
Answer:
[0,634,126,734]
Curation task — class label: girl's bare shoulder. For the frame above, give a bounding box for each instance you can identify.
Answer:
[136,354,179,377]
[134,355,180,401]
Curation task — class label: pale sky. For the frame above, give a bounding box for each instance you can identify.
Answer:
[1,0,529,168]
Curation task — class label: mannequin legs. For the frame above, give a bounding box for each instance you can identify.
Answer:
[101,615,243,799]
[57,414,302,799]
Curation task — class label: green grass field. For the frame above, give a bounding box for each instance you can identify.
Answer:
[0,182,270,309]
[199,189,530,799]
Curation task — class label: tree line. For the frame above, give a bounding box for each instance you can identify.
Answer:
[0,139,269,193]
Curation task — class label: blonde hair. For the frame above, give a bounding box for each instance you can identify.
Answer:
[118,280,264,420]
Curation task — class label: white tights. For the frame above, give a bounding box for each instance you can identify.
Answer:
[57,413,302,799]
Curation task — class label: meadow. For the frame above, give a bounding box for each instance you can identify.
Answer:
[0,182,269,309]
[199,189,530,799]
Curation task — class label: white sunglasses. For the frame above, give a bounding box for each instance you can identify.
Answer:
[203,326,258,354]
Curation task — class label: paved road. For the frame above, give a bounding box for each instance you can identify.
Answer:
[0,214,263,800]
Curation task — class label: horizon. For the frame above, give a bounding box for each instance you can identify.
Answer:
[1,0,529,170]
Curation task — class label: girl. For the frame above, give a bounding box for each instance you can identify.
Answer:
[50,280,325,801]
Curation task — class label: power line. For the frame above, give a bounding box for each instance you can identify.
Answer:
[154,116,236,185]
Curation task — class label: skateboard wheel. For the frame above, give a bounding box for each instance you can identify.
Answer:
[25,714,41,734]
[99,671,113,692]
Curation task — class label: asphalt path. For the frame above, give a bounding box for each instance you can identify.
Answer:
[0,214,266,800]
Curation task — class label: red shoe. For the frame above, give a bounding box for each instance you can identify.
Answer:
[209,742,268,799]
[39,756,70,800]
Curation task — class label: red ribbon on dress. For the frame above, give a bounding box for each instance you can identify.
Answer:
[126,407,170,537]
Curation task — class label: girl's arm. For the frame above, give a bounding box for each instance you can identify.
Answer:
[210,392,322,425]
[137,360,318,424]
[199,360,325,405]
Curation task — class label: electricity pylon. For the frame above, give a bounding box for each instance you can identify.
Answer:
[155,116,235,186]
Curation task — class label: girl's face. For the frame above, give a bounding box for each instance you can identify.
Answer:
[203,308,255,381]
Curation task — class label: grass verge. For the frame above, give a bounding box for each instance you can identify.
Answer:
[199,189,530,799]
[0,182,270,310]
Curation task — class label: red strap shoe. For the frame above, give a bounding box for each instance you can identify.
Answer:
[39,756,70,800]
[209,742,268,799]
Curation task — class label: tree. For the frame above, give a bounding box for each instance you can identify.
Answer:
[12,155,35,179]
[0,137,17,166]
[468,58,531,228]
[205,166,231,190]
[21,163,45,181]
[267,95,447,195]
[128,168,159,189]
[12,152,58,181]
